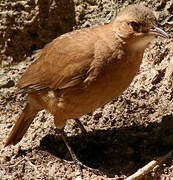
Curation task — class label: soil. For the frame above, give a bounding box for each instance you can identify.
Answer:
[0,0,173,179]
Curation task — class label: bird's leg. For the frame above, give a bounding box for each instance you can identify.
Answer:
[55,128,101,176]
[74,118,88,140]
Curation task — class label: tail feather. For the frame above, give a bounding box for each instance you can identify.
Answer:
[5,103,38,147]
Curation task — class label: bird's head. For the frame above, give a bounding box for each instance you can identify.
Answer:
[113,5,169,51]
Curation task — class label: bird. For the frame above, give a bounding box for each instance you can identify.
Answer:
[5,4,168,173]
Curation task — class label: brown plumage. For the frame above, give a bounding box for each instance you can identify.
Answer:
[5,5,168,167]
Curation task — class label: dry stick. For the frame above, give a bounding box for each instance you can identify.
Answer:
[126,150,173,180]
[8,158,25,168]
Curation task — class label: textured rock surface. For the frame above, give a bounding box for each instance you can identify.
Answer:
[0,0,75,63]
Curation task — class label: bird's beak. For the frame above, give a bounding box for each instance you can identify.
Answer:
[149,27,169,38]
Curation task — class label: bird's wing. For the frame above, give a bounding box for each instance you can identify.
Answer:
[17,28,121,93]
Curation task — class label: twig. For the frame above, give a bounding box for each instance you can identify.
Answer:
[126,150,173,180]
[9,158,25,168]
[24,157,38,171]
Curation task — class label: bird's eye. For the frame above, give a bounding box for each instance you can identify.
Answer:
[130,21,140,32]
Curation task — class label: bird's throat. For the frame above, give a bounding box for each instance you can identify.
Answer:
[128,35,155,52]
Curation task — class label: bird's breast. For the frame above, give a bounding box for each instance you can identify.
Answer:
[56,52,143,119]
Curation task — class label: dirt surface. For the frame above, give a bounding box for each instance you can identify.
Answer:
[1,0,173,179]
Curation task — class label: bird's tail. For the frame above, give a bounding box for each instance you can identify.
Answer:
[5,103,39,147]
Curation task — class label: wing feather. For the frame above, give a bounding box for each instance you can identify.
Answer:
[17,26,120,93]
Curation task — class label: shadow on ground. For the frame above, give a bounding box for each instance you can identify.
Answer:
[17,114,173,178]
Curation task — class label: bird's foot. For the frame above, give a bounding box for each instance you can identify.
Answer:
[63,158,102,178]
[56,128,103,178]
[76,159,101,175]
